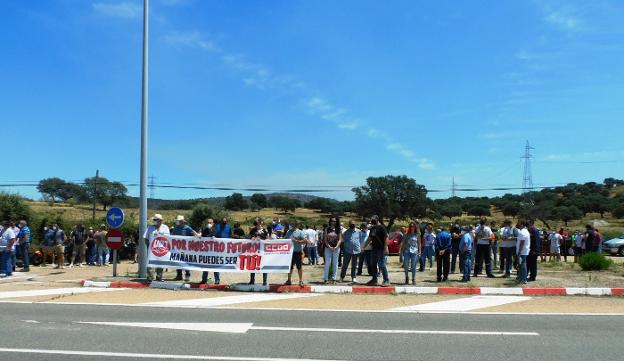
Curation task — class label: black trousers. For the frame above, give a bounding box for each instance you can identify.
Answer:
[436,250,450,280]
[474,244,492,276]
[450,242,460,273]
[357,250,373,276]
[527,252,538,280]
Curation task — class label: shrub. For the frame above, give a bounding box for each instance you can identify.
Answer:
[579,252,613,271]
[188,203,228,230]
[0,192,31,222]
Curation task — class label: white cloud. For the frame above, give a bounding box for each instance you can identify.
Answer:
[304,97,359,130]
[92,2,141,19]
[544,10,581,31]
[163,31,436,168]
[164,31,219,52]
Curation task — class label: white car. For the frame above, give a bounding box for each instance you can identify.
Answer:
[602,235,624,256]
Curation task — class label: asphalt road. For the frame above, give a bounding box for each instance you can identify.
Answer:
[0,302,622,361]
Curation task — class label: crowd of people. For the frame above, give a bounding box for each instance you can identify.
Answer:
[140,213,607,287]
[0,214,606,286]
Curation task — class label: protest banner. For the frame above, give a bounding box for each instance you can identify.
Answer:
[147,235,293,273]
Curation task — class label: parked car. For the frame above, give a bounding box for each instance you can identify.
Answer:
[602,235,624,256]
[387,231,403,255]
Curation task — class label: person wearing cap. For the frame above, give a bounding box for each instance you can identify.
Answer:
[143,214,170,281]
[172,215,199,282]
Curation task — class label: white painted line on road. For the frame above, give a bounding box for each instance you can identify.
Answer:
[392,296,532,311]
[140,293,320,308]
[0,348,345,361]
[0,287,126,299]
[76,321,538,336]
[77,321,254,333]
[2,299,624,317]
[250,326,538,336]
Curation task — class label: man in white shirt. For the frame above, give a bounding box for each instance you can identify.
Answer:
[548,231,562,262]
[516,221,531,284]
[1,221,16,277]
[474,219,495,278]
[142,214,170,281]
[500,220,517,278]
[304,225,318,265]
[574,231,584,263]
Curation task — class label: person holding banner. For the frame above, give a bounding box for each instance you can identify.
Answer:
[200,218,217,285]
[249,218,269,286]
[285,222,307,286]
[143,214,170,281]
[212,217,233,285]
[172,215,199,282]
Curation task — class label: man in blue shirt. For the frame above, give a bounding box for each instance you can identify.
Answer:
[285,222,307,286]
[172,215,199,282]
[212,217,232,285]
[340,220,361,283]
[459,226,474,282]
[42,224,55,267]
[17,220,31,272]
[435,227,452,282]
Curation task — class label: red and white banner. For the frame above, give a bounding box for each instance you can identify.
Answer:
[147,235,293,273]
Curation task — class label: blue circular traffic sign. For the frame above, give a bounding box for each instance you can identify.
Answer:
[106,207,125,229]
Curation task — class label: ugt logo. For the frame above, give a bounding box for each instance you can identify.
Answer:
[151,236,170,257]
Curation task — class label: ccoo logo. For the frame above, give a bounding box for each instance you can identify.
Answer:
[151,236,170,257]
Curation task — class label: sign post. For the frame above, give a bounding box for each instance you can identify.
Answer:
[106,229,124,277]
[106,207,125,277]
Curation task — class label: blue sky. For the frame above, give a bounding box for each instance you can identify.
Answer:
[2,0,623,201]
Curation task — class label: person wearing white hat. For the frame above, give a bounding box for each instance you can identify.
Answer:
[172,215,199,281]
[142,214,170,281]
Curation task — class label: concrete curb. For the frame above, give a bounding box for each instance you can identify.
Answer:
[80,280,624,296]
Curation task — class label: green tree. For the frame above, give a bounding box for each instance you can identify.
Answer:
[502,203,521,219]
[188,203,228,230]
[82,177,128,211]
[439,204,462,219]
[250,193,267,208]
[551,206,583,226]
[352,175,430,229]
[37,177,77,203]
[224,192,248,211]
[269,196,299,213]
[612,205,624,219]
[467,205,491,218]
[0,193,31,221]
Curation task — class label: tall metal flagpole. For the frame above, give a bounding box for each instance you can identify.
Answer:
[138,0,149,278]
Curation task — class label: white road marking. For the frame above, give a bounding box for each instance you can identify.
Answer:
[249,326,538,336]
[1,300,623,317]
[77,321,539,336]
[392,296,532,311]
[140,293,320,308]
[77,321,253,333]
[0,348,345,361]
[0,287,126,299]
